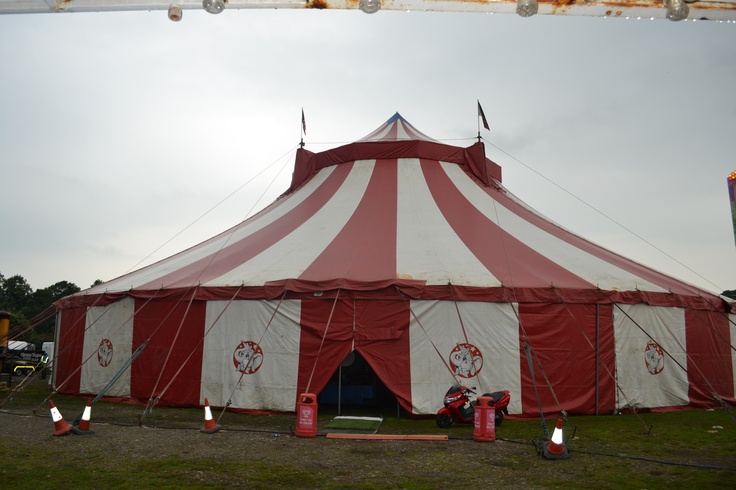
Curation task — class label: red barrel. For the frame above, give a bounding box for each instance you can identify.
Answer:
[295,393,318,438]
[473,396,496,442]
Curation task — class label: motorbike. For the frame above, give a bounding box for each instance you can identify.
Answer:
[435,383,510,429]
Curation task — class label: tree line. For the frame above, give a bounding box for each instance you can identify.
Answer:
[0,272,102,349]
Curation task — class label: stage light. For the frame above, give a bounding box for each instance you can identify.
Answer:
[203,0,226,14]
[516,0,538,17]
[359,0,381,14]
[665,0,689,21]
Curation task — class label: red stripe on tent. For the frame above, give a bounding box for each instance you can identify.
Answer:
[490,187,706,297]
[296,299,412,412]
[300,160,397,282]
[297,299,354,396]
[54,306,87,394]
[684,309,736,406]
[384,121,399,141]
[397,119,434,142]
[518,303,616,416]
[136,162,355,289]
[354,300,412,413]
[421,160,592,289]
[131,299,205,406]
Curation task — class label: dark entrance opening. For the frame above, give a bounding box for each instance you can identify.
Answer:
[318,350,398,416]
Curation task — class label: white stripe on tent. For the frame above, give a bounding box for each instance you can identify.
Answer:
[201,299,302,412]
[97,166,339,291]
[206,161,375,286]
[441,162,668,293]
[397,159,499,286]
[409,300,521,415]
[81,297,134,397]
[613,304,689,410]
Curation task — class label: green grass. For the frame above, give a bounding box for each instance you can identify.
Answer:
[2,377,735,489]
[324,416,383,432]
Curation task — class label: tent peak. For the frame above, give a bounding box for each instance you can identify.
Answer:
[358,113,437,143]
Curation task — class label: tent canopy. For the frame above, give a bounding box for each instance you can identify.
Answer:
[53,113,734,418]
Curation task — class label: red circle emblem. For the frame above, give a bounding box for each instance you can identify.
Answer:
[233,341,264,375]
[644,340,664,375]
[449,343,483,378]
[98,338,113,367]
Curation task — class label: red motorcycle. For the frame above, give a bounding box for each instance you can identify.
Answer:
[435,384,510,429]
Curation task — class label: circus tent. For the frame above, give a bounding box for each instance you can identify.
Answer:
[53,113,735,417]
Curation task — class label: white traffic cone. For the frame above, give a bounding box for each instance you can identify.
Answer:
[542,418,569,460]
[200,398,221,434]
[72,398,95,435]
[49,400,73,437]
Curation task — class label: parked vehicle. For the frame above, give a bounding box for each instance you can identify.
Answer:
[435,383,510,428]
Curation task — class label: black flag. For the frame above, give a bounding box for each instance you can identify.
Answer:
[477,100,490,131]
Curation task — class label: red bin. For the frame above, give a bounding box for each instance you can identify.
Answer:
[473,396,496,442]
[295,393,318,438]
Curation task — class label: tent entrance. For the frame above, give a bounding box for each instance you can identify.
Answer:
[318,351,396,415]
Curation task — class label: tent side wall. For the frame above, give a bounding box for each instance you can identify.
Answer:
[53,294,734,416]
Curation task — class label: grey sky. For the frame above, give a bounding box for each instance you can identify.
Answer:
[0,10,734,295]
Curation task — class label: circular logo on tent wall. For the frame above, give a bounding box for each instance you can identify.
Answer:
[449,343,483,378]
[233,341,264,375]
[644,340,664,375]
[98,339,113,368]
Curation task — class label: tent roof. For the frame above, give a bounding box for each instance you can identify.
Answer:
[69,114,722,310]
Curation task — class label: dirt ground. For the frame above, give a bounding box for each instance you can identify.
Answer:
[1,378,551,488]
[2,377,734,489]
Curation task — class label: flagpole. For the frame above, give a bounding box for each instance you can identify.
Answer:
[300,108,305,148]
[476,100,481,142]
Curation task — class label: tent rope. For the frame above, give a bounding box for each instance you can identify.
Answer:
[553,289,651,432]
[142,286,199,419]
[448,282,470,345]
[612,301,736,422]
[396,287,460,385]
[305,290,341,394]
[217,290,289,423]
[154,285,244,410]
[35,288,163,414]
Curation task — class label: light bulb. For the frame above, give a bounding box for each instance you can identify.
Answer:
[359,0,381,13]
[665,0,689,21]
[168,3,182,21]
[516,0,538,17]
[203,0,226,14]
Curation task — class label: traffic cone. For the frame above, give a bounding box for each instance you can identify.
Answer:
[49,400,73,437]
[542,418,569,460]
[200,398,221,434]
[72,398,95,435]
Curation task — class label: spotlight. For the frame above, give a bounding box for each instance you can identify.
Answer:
[516,0,538,17]
[203,0,226,14]
[168,3,183,21]
[359,0,381,13]
[665,0,689,20]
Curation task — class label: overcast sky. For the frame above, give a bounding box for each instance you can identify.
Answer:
[0,10,734,295]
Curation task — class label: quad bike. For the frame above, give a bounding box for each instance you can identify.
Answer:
[435,384,510,429]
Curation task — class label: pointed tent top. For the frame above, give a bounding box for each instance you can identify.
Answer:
[358,112,438,143]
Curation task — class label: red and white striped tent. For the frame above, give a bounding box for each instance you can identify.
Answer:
[54,113,735,417]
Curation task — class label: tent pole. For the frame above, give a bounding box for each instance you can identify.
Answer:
[595,304,600,416]
[338,364,342,416]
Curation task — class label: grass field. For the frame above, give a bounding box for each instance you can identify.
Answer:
[1,376,734,489]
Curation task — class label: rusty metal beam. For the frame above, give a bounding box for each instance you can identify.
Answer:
[0,0,735,20]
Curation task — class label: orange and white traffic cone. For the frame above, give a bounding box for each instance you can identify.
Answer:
[49,400,73,437]
[200,398,221,434]
[542,418,569,460]
[72,398,95,435]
